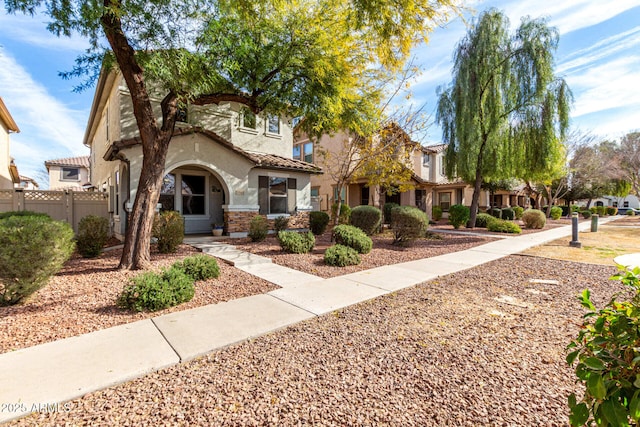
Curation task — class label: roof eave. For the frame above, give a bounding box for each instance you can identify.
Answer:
[0,98,19,133]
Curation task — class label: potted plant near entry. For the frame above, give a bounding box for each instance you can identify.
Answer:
[212,223,223,236]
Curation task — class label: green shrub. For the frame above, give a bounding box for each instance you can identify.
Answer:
[571,205,581,213]
[324,244,361,267]
[390,205,429,245]
[560,205,571,217]
[331,202,351,224]
[487,218,521,234]
[581,210,592,219]
[77,215,109,258]
[278,231,315,254]
[0,210,51,220]
[521,209,546,229]
[117,267,195,312]
[173,254,220,281]
[333,224,372,254]
[589,206,597,214]
[627,209,636,216]
[488,207,502,219]
[567,268,640,427]
[550,206,563,220]
[431,205,443,221]
[596,205,607,216]
[448,204,470,229]
[501,207,515,221]
[0,216,75,305]
[606,206,618,216]
[513,206,524,219]
[383,202,399,224]
[273,216,289,232]
[309,211,330,235]
[152,210,184,253]
[475,213,496,228]
[248,215,268,242]
[350,205,382,235]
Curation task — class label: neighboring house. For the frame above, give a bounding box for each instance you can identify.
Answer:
[0,97,21,189]
[15,175,39,190]
[589,195,640,212]
[44,156,91,191]
[84,69,321,238]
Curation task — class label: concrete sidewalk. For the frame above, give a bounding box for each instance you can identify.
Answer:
[0,217,614,423]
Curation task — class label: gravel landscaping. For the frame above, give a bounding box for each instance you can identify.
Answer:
[11,255,623,426]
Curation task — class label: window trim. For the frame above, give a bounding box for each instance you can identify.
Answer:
[239,108,258,134]
[439,192,451,212]
[266,114,281,136]
[422,152,430,166]
[60,167,80,182]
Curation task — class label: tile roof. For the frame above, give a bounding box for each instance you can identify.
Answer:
[423,143,447,153]
[45,155,90,169]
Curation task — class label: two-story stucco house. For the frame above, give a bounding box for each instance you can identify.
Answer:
[44,156,90,190]
[84,70,321,239]
[0,97,21,190]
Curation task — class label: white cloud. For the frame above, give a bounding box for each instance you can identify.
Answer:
[0,12,90,51]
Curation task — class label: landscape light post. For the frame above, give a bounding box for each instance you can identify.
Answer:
[570,212,581,248]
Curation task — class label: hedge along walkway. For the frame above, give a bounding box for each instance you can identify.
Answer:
[0,217,619,423]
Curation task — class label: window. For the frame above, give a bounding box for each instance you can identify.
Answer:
[440,156,446,176]
[181,175,206,215]
[293,142,314,163]
[115,171,120,215]
[259,176,297,215]
[613,202,618,207]
[361,185,370,206]
[241,108,256,129]
[311,187,320,197]
[422,152,430,166]
[624,201,630,208]
[61,167,80,181]
[159,173,176,211]
[439,192,451,211]
[293,145,301,160]
[491,195,503,207]
[333,186,346,203]
[267,115,280,134]
[415,189,426,211]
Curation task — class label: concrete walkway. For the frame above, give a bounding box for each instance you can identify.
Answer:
[0,217,615,422]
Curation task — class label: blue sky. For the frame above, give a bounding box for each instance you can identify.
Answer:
[0,0,639,186]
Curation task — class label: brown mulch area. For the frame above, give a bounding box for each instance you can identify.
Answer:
[0,245,278,353]
[14,256,621,426]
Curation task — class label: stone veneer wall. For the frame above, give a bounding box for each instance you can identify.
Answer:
[224,210,310,234]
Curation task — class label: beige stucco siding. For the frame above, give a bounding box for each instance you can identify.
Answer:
[48,165,90,190]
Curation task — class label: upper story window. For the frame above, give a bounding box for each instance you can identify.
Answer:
[293,141,314,163]
[267,114,280,135]
[440,156,446,176]
[293,145,301,160]
[422,152,430,166]
[61,167,80,181]
[240,107,256,130]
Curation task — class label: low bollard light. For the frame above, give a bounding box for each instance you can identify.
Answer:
[591,214,599,232]
[570,212,582,248]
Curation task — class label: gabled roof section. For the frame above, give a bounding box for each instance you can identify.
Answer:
[423,143,447,153]
[45,155,90,170]
[0,97,19,133]
[106,126,323,174]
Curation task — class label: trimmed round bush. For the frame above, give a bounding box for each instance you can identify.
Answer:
[589,206,597,214]
[501,207,515,220]
[333,224,372,254]
[475,213,496,228]
[324,244,361,267]
[488,207,502,219]
[581,210,592,219]
[153,210,184,253]
[117,267,195,312]
[606,206,618,216]
[278,231,315,254]
[571,205,581,213]
[390,205,429,245]
[383,202,399,224]
[350,205,382,235]
[522,209,546,229]
[248,215,268,242]
[448,204,470,229]
[596,206,607,216]
[77,215,109,258]
[0,210,51,220]
[550,206,563,220]
[431,205,443,221]
[309,211,330,235]
[273,216,289,232]
[487,218,522,234]
[173,254,220,281]
[331,202,351,224]
[0,215,75,305]
[513,206,524,220]
[627,210,636,216]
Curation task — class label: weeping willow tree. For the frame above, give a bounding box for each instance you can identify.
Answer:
[436,8,572,227]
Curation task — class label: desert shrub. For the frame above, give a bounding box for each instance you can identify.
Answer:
[431,205,443,221]
[333,224,372,254]
[273,216,289,233]
[248,215,268,242]
[117,267,194,312]
[278,231,315,254]
[571,205,581,213]
[487,218,521,234]
[521,209,546,229]
[390,205,429,245]
[627,209,636,216]
[77,215,109,258]
[589,206,598,214]
[350,205,382,235]
[474,213,496,228]
[309,211,330,235]
[581,210,592,219]
[152,210,184,253]
[513,206,524,219]
[501,207,515,220]
[173,254,220,281]
[550,206,563,220]
[324,244,361,267]
[448,204,470,229]
[596,205,607,216]
[0,210,51,220]
[488,207,502,219]
[383,202,399,224]
[606,206,618,216]
[331,202,351,224]
[0,216,75,306]
[567,268,640,426]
